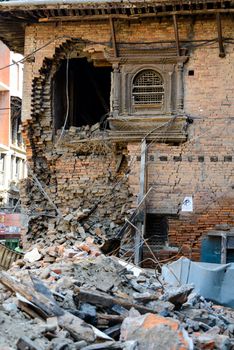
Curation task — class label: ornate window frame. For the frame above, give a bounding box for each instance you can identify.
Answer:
[132,69,165,112]
[118,63,175,117]
[103,44,189,141]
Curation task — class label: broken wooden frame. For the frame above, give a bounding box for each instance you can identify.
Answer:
[0,271,112,343]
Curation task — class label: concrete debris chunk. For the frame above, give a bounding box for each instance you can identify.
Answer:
[194,334,232,350]
[120,311,193,350]
[160,284,194,309]
[81,340,139,349]
[24,248,42,263]
[57,313,96,343]
[16,336,43,350]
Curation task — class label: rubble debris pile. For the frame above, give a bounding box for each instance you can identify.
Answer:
[1,248,234,350]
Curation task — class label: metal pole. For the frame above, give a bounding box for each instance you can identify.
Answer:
[134,139,147,266]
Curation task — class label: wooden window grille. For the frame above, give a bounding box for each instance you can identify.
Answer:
[132,70,164,108]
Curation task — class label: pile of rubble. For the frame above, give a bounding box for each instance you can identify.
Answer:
[22,205,133,254]
[1,243,234,350]
[56,123,105,141]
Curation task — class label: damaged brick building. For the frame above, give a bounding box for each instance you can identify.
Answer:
[0,0,233,265]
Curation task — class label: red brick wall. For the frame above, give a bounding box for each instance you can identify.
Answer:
[20,15,234,260]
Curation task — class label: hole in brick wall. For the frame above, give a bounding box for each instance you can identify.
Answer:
[53,58,111,130]
[198,156,204,162]
[159,156,168,161]
[188,70,194,76]
[173,156,182,162]
[224,156,232,162]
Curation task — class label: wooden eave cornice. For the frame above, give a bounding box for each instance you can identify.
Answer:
[0,0,233,21]
[0,0,232,53]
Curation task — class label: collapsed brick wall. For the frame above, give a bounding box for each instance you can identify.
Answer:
[20,15,234,260]
[19,37,133,242]
[20,130,133,244]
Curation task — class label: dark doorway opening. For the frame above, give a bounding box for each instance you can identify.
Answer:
[53,58,111,131]
[145,214,168,247]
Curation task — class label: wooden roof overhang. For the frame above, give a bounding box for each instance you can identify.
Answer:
[0,0,233,53]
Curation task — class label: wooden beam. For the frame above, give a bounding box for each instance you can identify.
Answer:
[75,287,157,315]
[173,14,180,56]
[109,17,118,58]
[216,13,225,58]
[96,313,124,324]
[38,9,234,23]
[0,271,64,318]
[134,139,147,266]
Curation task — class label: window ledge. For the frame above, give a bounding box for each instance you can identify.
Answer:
[108,115,188,143]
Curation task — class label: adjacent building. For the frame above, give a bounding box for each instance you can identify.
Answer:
[0,40,26,210]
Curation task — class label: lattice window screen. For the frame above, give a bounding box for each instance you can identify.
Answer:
[132,69,164,107]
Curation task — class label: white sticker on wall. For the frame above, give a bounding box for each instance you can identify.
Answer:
[182,197,193,212]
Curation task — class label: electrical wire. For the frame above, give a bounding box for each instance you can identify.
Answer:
[0,33,233,72]
[0,35,68,71]
[55,56,70,146]
[0,36,107,71]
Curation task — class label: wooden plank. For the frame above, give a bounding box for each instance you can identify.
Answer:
[109,17,118,58]
[133,294,159,303]
[216,13,225,57]
[173,14,180,56]
[96,313,124,324]
[104,324,121,338]
[18,300,44,320]
[76,287,157,315]
[0,271,64,318]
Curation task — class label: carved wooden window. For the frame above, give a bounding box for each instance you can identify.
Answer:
[132,69,164,109]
